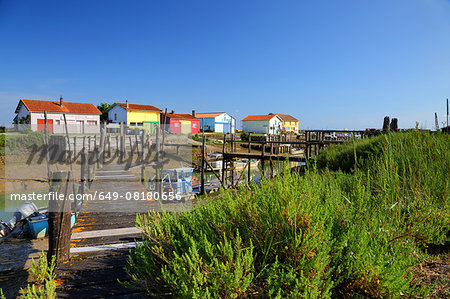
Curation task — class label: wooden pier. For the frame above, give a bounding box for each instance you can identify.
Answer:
[56,164,157,298]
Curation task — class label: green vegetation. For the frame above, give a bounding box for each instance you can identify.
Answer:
[4,128,44,154]
[0,132,4,156]
[240,131,249,141]
[97,102,112,122]
[20,253,57,299]
[191,134,225,145]
[127,131,449,297]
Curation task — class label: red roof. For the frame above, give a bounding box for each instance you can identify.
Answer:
[18,99,101,115]
[242,115,279,121]
[115,102,161,112]
[165,113,198,120]
[195,112,224,118]
[269,113,299,122]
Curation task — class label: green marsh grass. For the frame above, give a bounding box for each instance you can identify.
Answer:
[127,131,449,298]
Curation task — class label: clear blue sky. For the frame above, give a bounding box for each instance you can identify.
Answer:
[1,0,449,129]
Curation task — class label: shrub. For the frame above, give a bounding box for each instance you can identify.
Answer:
[240,131,249,142]
[20,252,57,299]
[126,131,448,297]
[5,129,44,154]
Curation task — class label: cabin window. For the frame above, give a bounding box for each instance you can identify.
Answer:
[193,123,197,128]
[114,113,117,121]
[87,120,97,126]
[174,123,180,127]
[137,123,143,126]
[55,120,61,125]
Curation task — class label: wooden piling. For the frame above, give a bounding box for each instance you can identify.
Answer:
[119,122,124,164]
[44,111,50,183]
[201,134,206,195]
[99,122,105,168]
[141,131,146,182]
[80,149,87,194]
[221,134,226,189]
[155,126,161,194]
[63,114,73,171]
[247,157,251,184]
[261,141,265,178]
[47,171,73,264]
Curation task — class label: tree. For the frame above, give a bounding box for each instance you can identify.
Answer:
[97,102,112,122]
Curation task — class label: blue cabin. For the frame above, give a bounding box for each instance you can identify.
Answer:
[195,112,236,133]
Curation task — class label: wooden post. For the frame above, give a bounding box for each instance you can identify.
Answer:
[63,114,73,171]
[47,171,73,264]
[261,141,265,178]
[221,134,226,188]
[107,135,111,158]
[161,108,168,156]
[80,149,87,194]
[99,122,105,168]
[231,158,234,187]
[135,133,139,159]
[73,137,77,162]
[230,134,233,153]
[155,126,161,195]
[116,135,119,161]
[120,122,124,164]
[129,136,133,158]
[141,131,146,182]
[201,134,206,195]
[247,157,251,184]
[270,135,274,155]
[43,111,50,183]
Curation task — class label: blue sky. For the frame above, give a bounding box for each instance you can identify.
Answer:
[1,0,449,129]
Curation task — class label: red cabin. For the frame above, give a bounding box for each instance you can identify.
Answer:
[161,112,200,134]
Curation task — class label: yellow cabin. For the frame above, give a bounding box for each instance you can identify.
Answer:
[268,113,299,134]
[108,101,162,131]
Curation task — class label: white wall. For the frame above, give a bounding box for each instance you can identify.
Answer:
[242,120,270,134]
[242,117,282,134]
[29,112,100,134]
[214,113,236,133]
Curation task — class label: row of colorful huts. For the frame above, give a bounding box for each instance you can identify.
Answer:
[13,98,299,135]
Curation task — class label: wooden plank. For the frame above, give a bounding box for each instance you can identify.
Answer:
[70,242,142,253]
[223,152,305,162]
[72,227,141,239]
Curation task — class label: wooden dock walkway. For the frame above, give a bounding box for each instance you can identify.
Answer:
[56,164,161,298]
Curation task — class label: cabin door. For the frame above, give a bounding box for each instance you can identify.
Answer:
[76,120,84,134]
[180,121,191,134]
[37,119,53,134]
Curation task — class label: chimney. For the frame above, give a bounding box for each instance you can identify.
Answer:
[192,110,196,117]
[126,100,129,109]
[60,95,63,107]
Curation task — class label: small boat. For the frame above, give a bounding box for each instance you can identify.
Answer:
[162,167,194,196]
[1,202,76,239]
